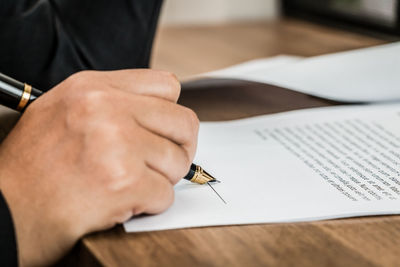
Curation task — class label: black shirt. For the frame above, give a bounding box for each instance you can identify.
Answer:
[0,192,18,267]
[0,0,162,91]
[0,1,162,265]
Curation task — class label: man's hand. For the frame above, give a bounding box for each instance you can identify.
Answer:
[0,70,199,266]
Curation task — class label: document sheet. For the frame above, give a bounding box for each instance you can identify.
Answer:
[199,42,400,103]
[201,55,303,79]
[124,104,400,232]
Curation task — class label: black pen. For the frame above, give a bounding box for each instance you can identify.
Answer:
[0,72,219,185]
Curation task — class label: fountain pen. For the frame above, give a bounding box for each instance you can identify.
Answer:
[0,72,218,185]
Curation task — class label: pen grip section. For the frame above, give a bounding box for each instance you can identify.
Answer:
[184,164,197,181]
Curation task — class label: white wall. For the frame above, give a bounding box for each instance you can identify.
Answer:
[160,0,280,25]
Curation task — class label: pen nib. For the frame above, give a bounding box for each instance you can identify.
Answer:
[190,165,220,185]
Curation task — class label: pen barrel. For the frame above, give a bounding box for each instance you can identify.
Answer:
[28,87,42,102]
[0,73,42,111]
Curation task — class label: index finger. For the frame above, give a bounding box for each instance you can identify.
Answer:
[102,69,181,103]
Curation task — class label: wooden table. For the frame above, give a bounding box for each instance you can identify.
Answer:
[151,18,388,80]
[60,19,400,267]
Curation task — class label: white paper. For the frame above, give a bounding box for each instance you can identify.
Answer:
[200,42,400,103]
[124,104,400,232]
[199,55,303,79]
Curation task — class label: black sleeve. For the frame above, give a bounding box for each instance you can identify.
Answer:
[0,0,162,91]
[0,192,18,267]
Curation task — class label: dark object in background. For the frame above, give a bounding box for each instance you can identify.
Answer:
[282,0,400,36]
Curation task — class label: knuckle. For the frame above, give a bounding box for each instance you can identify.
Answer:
[81,90,107,108]
[159,146,175,173]
[127,166,147,189]
[159,70,179,82]
[64,91,104,130]
[120,176,141,194]
[105,163,145,193]
[161,144,175,164]
[163,146,190,182]
[99,120,123,138]
[179,148,192,173]
[88,120,127,147]
[159,71,181,99]
[66,89,108,121]
[177,158,191,181]
[181,108,198,163]
[183,107,200,136]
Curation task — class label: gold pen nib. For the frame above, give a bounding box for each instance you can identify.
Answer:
[190,165,220,185]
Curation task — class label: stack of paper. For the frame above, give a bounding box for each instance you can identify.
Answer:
[199,42,400,103]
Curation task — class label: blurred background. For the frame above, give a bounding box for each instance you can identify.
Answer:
[152,0,399,79]
[160,0,279,25]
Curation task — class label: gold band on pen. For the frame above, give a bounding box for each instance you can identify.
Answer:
[17,83,32,111]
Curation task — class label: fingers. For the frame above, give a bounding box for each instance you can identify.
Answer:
[112,128,184,220]
[128,95,199,164]
[128,166,175,215]
[102,69,181,102]
[141,127,192,185]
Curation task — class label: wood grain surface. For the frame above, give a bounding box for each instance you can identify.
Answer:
[58,20,400,267]
[151,18,388,80]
